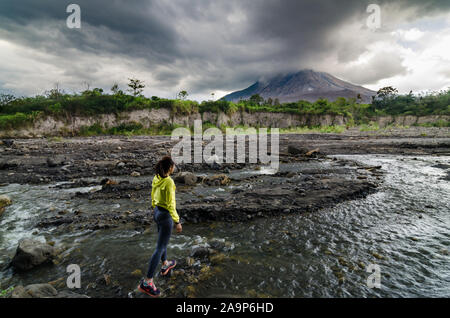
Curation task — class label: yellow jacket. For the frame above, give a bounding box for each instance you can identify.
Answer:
[151,175,179,223]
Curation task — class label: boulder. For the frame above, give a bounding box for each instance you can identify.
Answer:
[10,286,32,298]
[306,148,320,156]
[287,145,308,155]
[130,171,141,177]
[24,284,58,298]
[46,157,59,167]
[8,284,89,298]
[0,195,12,208]
[202,174,230,186]
[2,139,14,148]
[174,172,198,186]
[56,290,90,298]
[190,246,210,259]
[0,195,12,217]
[11,239,57,271]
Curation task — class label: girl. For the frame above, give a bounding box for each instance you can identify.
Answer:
[138,156,182,297]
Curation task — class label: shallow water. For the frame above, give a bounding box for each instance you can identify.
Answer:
[1,155,449,297]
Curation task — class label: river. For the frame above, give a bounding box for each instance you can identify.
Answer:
[1,155,449,297]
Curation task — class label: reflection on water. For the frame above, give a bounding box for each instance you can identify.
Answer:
[1,155,449,297]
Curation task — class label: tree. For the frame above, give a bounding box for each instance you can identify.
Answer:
[127,78,145,96]
[111,83,119,94]
[45,83,64,100]
[211,92,215,101]
[376,86,398,99]
[0,93,16,106]
[267,97,273,106]
[273,98,280,106]
[249,94,264,105]
[82,88,103,97]
[373,86,399,112]
[178,90,188,100]
[0,93,15,113]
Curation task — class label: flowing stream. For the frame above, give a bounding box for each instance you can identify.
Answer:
[1,155,449,297]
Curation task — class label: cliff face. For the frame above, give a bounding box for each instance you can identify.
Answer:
[0,108,448,138]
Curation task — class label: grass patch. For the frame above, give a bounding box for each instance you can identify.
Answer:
[280,125,347,134]
[0,286,14,298]
[78,122,184,137]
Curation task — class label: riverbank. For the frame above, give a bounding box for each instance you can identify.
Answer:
[0,106,448,138]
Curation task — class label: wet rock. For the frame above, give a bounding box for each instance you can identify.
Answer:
[0,195,12,217]
[131,269,143,277]
[10,286,31,298]
[130,171,141,177]
[174,172,198,186]
[286,172,296,178]
[209,239,226,251]
[46,157,59,168]
[100,178,118,186]
[0,161,18,170]
[186,257,195,267]
[24,284,58,298]
[190,246,210,259]
[2,139,14,148]
[0,195,12,208]
[11,239,57,271]
[56,291,90,298]
[371,252,384,260]
[8,284,89,298]
[210,253,227,265]
[288,145,308,155]
[305,148,320,156]
[202,174,230,186]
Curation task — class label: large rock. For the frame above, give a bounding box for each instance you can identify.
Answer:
[10,286,32,298]
[202,174,230,186]
[11,239,56,271]
[8,284,89,298]
[190,246,210,259]
[56,290,90,298]
[174,172,198,186]
[0,195,12,208]
[0,195,12,217]
[24,284,58,298]
[287,145,308,155]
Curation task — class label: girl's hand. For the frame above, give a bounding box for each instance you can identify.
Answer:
[175,223,182,233]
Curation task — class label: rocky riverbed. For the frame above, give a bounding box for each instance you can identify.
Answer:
[0,131,449,298]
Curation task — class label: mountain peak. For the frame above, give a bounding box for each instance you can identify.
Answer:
[222,70,375,103]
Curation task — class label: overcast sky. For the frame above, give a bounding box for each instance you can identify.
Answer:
[1,0,450,101]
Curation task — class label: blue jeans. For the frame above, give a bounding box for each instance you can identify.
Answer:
[146,206,173,278]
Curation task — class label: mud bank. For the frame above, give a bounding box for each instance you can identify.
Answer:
[0,108,448,138]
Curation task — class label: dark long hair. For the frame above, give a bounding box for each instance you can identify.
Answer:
[155,156,175,178]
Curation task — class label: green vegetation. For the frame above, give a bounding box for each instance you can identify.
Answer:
[0,80,448,135]
[0,286,14,298]
[78,122,184,137]
[280,125,347,134]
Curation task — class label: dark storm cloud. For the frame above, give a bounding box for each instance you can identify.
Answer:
[0,0,449,97]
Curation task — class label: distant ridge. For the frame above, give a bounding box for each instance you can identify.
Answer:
[222,69,376,103]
